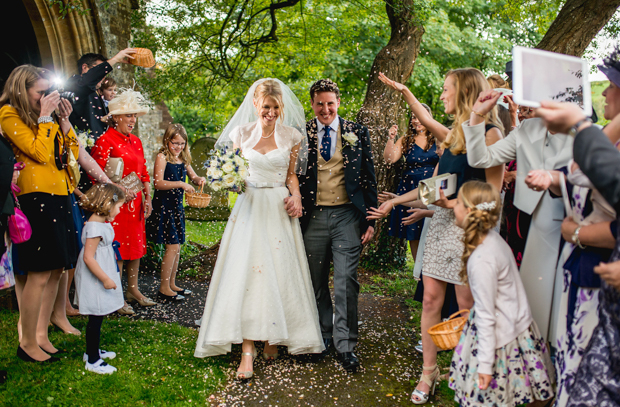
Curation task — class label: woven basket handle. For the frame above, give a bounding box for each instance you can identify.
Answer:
[448,309,470,331]
[199,184,204,194]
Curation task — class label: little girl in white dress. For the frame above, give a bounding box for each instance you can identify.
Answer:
[74,184,126,375]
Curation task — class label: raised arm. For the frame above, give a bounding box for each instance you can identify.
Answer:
[383,125,404,164]
[379,73,449,142]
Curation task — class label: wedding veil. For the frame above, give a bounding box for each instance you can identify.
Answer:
[215,78,309,175]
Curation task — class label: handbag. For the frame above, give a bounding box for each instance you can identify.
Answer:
[0,235,15,290]
[67,149,81,187]
[105,157,124,183]
[8,185,32,244]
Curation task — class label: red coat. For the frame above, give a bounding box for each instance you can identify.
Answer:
[91,127,151,260]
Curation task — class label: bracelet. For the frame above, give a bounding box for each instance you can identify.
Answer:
[37,116,53,124]
[546,171,554,182]
[292,194,301,199]
[571,226,585,249]
[568,118,593,137]
[472,110,485,118]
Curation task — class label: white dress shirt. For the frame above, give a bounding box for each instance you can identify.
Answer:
[316,116,339,158]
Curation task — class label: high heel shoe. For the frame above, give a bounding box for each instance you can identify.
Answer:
[262,345,279,361]
[410,364,440,404]
[157,291,185,303]
[236,350,257,380]
[126,291,157,307]
[16,346,59,364]
[50,314,81,336]
[175,288,192,296]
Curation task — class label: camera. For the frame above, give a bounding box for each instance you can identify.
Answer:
[44,86,76,104]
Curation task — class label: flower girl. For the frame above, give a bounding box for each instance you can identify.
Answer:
[75,184,126,374]
[449,181,555,406]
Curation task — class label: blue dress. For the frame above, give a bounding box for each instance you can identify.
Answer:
[146,162,187,245]
[389,143,438,240]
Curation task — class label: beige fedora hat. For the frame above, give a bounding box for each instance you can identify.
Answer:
[108,88,150,117]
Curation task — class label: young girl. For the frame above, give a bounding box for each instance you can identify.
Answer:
[98,77,117,108]
[146,123,206,301]
[75,183,126,374]
[450,180,555,407]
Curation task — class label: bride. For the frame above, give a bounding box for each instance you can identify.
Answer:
[194,79,324,379]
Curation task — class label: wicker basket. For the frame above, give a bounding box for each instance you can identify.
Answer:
[427,309,470,350]
[186,185,211,208]
[129,48,156,68]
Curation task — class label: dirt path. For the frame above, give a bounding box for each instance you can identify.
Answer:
[126,269,451,406]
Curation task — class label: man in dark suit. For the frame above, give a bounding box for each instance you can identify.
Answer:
[292,79,377,371]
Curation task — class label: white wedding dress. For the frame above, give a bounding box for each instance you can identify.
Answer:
[194,122,324,357]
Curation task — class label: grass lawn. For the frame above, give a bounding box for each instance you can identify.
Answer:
[185,220,227,247]
[0,310,227,406]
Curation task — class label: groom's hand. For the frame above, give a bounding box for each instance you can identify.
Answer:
[361,226,374,245]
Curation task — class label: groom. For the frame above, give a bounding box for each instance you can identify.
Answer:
[290,79,377,371]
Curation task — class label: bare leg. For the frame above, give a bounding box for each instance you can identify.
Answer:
[409,240,420,263]
[15,275,27,342]
[50,271,80,335]
[36,269,63,353]
[169,246,182,292]
[20,271,52,361]
[454,283,474,311]
[126,258,145,300]
[160,244,180,296]
[237,339,256,378]
[65,268,79,315]
[413,275,446,402]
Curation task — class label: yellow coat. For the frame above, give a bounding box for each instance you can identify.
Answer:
[0,105,79,196]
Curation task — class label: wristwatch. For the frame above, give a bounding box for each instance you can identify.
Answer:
[571,226,585,249]
[568,118,592,137]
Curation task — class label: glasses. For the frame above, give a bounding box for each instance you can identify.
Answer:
[170,142,186,147]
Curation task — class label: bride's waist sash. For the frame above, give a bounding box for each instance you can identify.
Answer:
[246,181,286,188]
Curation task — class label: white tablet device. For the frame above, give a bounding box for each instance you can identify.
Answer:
[512,46,592,116]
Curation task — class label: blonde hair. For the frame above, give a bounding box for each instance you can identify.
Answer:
[441,68,504,155]
[401,103,436,153]
[159,123,191,165]
[254,80,285,121]
[0,65,53,129]
[487,74,510,89]
[459,181,502,283]
[80,183,126,216]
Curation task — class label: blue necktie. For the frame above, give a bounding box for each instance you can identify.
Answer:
[320,125,332,161]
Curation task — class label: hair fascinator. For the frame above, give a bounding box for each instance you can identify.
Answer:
[475,201,496,211]
[112,194,118,202]
[598,43,620,88]
[108,88,150,117]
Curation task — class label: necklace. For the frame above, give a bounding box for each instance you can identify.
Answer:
[261,128,275,139]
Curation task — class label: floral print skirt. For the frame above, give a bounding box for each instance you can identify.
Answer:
[449,308,555,407]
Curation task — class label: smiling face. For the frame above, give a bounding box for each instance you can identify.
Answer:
[311,91,340,126]
[602,81,620,120]
[114,114,138,135]
[27,78,50,114]
[101,86,117,101]
[453,192,470,228]
[411,115,427,135]
[254,96,280,128]
[440,75,457,115]
[168,134,187,158]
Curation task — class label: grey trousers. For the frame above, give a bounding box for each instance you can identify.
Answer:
[303,205,362,353]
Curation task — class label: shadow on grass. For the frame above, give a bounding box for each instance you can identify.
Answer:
[0,310,227,405]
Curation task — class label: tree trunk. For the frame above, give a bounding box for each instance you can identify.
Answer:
[356,0,425,269]
[536,0,620,56]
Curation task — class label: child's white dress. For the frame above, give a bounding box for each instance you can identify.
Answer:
[74,222,124,316]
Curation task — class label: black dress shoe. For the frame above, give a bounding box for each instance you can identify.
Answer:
[338,351,360,372]
[16,346,59,364]
[175,288,192,296]
[157,291,185,303]
[321,337,333,357]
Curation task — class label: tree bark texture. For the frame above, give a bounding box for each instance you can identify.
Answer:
[536,0,620,56]
[356,0,425,265]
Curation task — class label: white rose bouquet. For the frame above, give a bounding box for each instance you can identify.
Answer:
[205,147,249,192]
[75,127,95,148]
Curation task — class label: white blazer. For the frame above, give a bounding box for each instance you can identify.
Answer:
[462,118,573,214]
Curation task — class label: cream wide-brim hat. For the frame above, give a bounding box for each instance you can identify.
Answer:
[108,88,150,117]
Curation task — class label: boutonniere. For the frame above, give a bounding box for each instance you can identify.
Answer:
[342,131,358,148]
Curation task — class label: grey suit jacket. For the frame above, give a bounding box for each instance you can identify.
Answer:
[462,118,573,215]
[574,126,620,212]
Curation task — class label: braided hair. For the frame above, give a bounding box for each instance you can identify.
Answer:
[459,181,502,283]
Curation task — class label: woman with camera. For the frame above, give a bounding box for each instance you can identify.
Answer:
[0,65,80,362]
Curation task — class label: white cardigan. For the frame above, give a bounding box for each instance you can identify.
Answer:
[468,230,533,375]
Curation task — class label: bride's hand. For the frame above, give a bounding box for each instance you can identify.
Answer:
[378,72,408,93]
[366,201,394,220]
[284,195,303,218]
[378,191,397,203]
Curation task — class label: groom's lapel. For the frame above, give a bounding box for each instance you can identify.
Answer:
[307,118,318,178]
[340,117,355,176]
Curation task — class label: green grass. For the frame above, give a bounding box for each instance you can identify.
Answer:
[0,310,227,406]
[185,220,226,247]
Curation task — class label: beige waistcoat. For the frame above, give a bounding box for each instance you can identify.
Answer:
[316,126,350,206]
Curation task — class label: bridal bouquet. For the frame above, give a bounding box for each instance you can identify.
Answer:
[75,127,95,148]
[205,147,249,192]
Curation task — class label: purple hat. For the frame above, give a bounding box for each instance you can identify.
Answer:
[598,44,620,87]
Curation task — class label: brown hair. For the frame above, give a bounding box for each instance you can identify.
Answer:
[309,79,341,100]
[254,80,285,121]
[401,103,436,153]
[159,123,192,165]
[496,105,512,137]
[0,65,53,129]
[100,76,117,91]
[441,68,504,155]
[80,183,126,216]
[487,74,510,89]
[459,181,502,283]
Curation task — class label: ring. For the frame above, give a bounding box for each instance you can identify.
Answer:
[534,187,538,191]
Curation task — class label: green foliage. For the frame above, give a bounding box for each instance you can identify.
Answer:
[360,227,407,271]
[0,310,226,405]
[185,220,227,247]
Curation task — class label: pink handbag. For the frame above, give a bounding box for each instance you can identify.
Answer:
[8,184,31,244]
